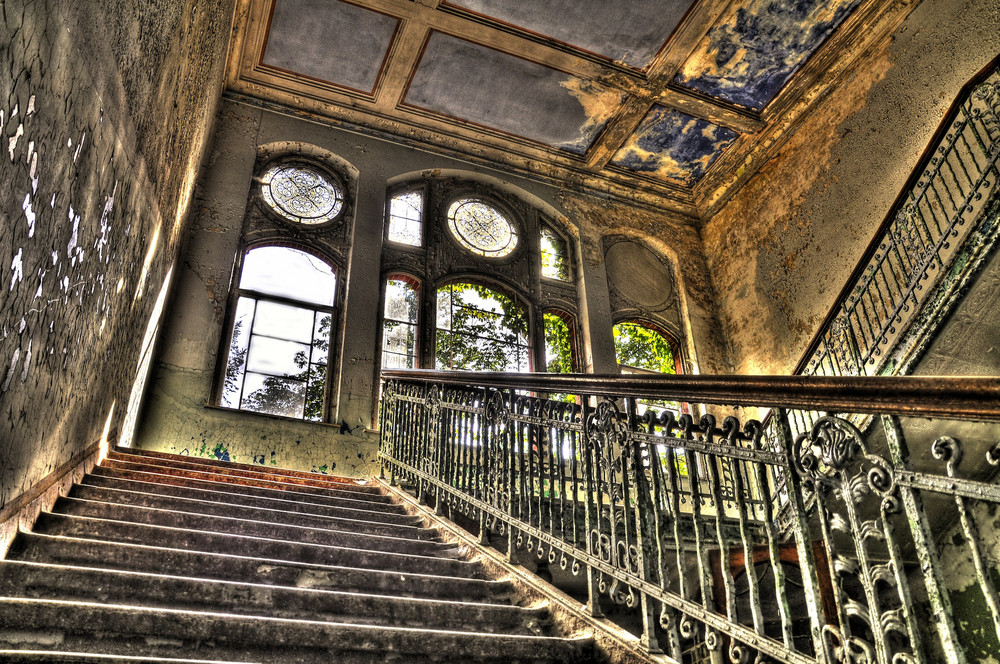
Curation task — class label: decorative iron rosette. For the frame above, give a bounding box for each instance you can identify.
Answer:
[484,389,510,430]
[424,384,442,417]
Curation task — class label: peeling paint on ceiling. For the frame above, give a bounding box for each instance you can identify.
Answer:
[405,32,618,154]
[263,0,398,93]
[675,0,862,110]
[445,0,695,68]
[611,107,739,185]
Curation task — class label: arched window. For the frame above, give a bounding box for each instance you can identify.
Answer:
[220,245,337,421]
[613,320,678,375]
[435,282,529,371]
[540,225,570,281]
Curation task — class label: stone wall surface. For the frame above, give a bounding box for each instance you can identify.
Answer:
[702,0,1000,376]
[0,0,234,509]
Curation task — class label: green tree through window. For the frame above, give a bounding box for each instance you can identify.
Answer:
[436,283,529,371]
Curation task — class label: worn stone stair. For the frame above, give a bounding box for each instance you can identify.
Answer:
[0,447,595,663]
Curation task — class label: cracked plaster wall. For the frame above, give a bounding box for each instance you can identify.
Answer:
[133,100,725,474]
[0,0,234,510]
[702,0,1000,375]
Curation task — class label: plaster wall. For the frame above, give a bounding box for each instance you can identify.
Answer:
[134,99,725,474]
[702,0,1000,376]
[0,0,233,510]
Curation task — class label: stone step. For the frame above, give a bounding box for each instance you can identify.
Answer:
[90,465,405,514]
[8,532,513,601]
[0,598,594,663]
[113,446,366,487]
[78,473,418,523]
[0,560,549,635]
[105,452,381,496]
[31,512,481,578]
[68,483,428,538]
[0,652,248,663]
[51,496,446,554]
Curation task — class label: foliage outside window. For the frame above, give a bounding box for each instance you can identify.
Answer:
[436,283,529,371]
[382,277,419,369]
[221,246,336,421]
[446,198,518,258]
[386,191,423,246]
[260,163,343,225]
[540,226,569,281]
[613,320,685,475]
[543,312,573,373]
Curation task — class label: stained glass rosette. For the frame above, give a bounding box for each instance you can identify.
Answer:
[261,164,344,225]
[446,199,518,258]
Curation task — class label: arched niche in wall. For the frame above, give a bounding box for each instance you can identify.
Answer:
[602,235,686,371]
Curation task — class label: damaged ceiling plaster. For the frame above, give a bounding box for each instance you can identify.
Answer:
[230,0,915,218]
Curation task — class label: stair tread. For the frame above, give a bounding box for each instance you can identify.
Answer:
[91,465,404,512]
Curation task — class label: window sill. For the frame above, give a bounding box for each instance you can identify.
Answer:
[203,403,344,429]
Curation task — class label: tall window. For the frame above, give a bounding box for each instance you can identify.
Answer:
[543,311,574,373]
[540,226,569,281]
[613,320,678,375]
[382,276,419,369]
[221,246,337,421]
[386,190,423,246]
[436,283,529,371]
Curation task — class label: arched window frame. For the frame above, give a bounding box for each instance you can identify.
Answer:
[612,317,684,376]
[440,191,524,263]
[215,241,342,422]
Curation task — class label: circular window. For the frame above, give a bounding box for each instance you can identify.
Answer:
[260,164,344,225]
[446,199,518,258]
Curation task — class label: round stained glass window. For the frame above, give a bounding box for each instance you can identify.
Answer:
[261,164,344,225]
[446,199,518,258]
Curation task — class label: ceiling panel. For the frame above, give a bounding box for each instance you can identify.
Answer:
[611,106,739,185]
[404,32,621,154]
[262,0,399,93]
[444,0,695,69]
[674,0,863,111]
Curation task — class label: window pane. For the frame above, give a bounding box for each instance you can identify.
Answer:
[239,246,336,306]
[384,278,418,324]
[246,336,310,377]
[382,278,418,369]
[543,313,573,373]
[253,300,315,343]
[241,372,306,418]
[311,313,332,365]
[540,227,569,281]
[221,297,256,408]
[435,283,529,371]
[387,191,423,246]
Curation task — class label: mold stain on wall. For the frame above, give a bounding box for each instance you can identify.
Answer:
[701,44,893,375]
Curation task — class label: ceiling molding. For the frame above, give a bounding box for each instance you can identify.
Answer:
[225,0,920,221]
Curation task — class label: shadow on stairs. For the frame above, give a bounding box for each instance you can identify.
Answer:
[0,447,653,663]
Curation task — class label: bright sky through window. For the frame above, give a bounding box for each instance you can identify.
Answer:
[387,191,423,246]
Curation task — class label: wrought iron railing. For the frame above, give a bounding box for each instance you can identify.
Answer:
[380,370,1000,664]
[797,59,1000,383]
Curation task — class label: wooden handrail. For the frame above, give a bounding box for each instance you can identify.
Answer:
[382,370,1000,422]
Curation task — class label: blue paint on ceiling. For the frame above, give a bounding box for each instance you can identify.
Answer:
[405,32,620,154]
[611,107,739,185]
[263,0,398,93]
[446,0,695,68]
[674,0,862,110]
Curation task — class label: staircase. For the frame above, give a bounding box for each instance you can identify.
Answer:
[0,447,595,663]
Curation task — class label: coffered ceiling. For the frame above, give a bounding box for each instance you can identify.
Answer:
[225,0,915,218]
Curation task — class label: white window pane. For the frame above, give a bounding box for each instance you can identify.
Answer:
[246,336,310,376]
[221,297,255,408]
[384,279,418,323]
[239,246,336,306]
[241,372,305,419]
[387,191,422,246]
[253,301,314,343]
